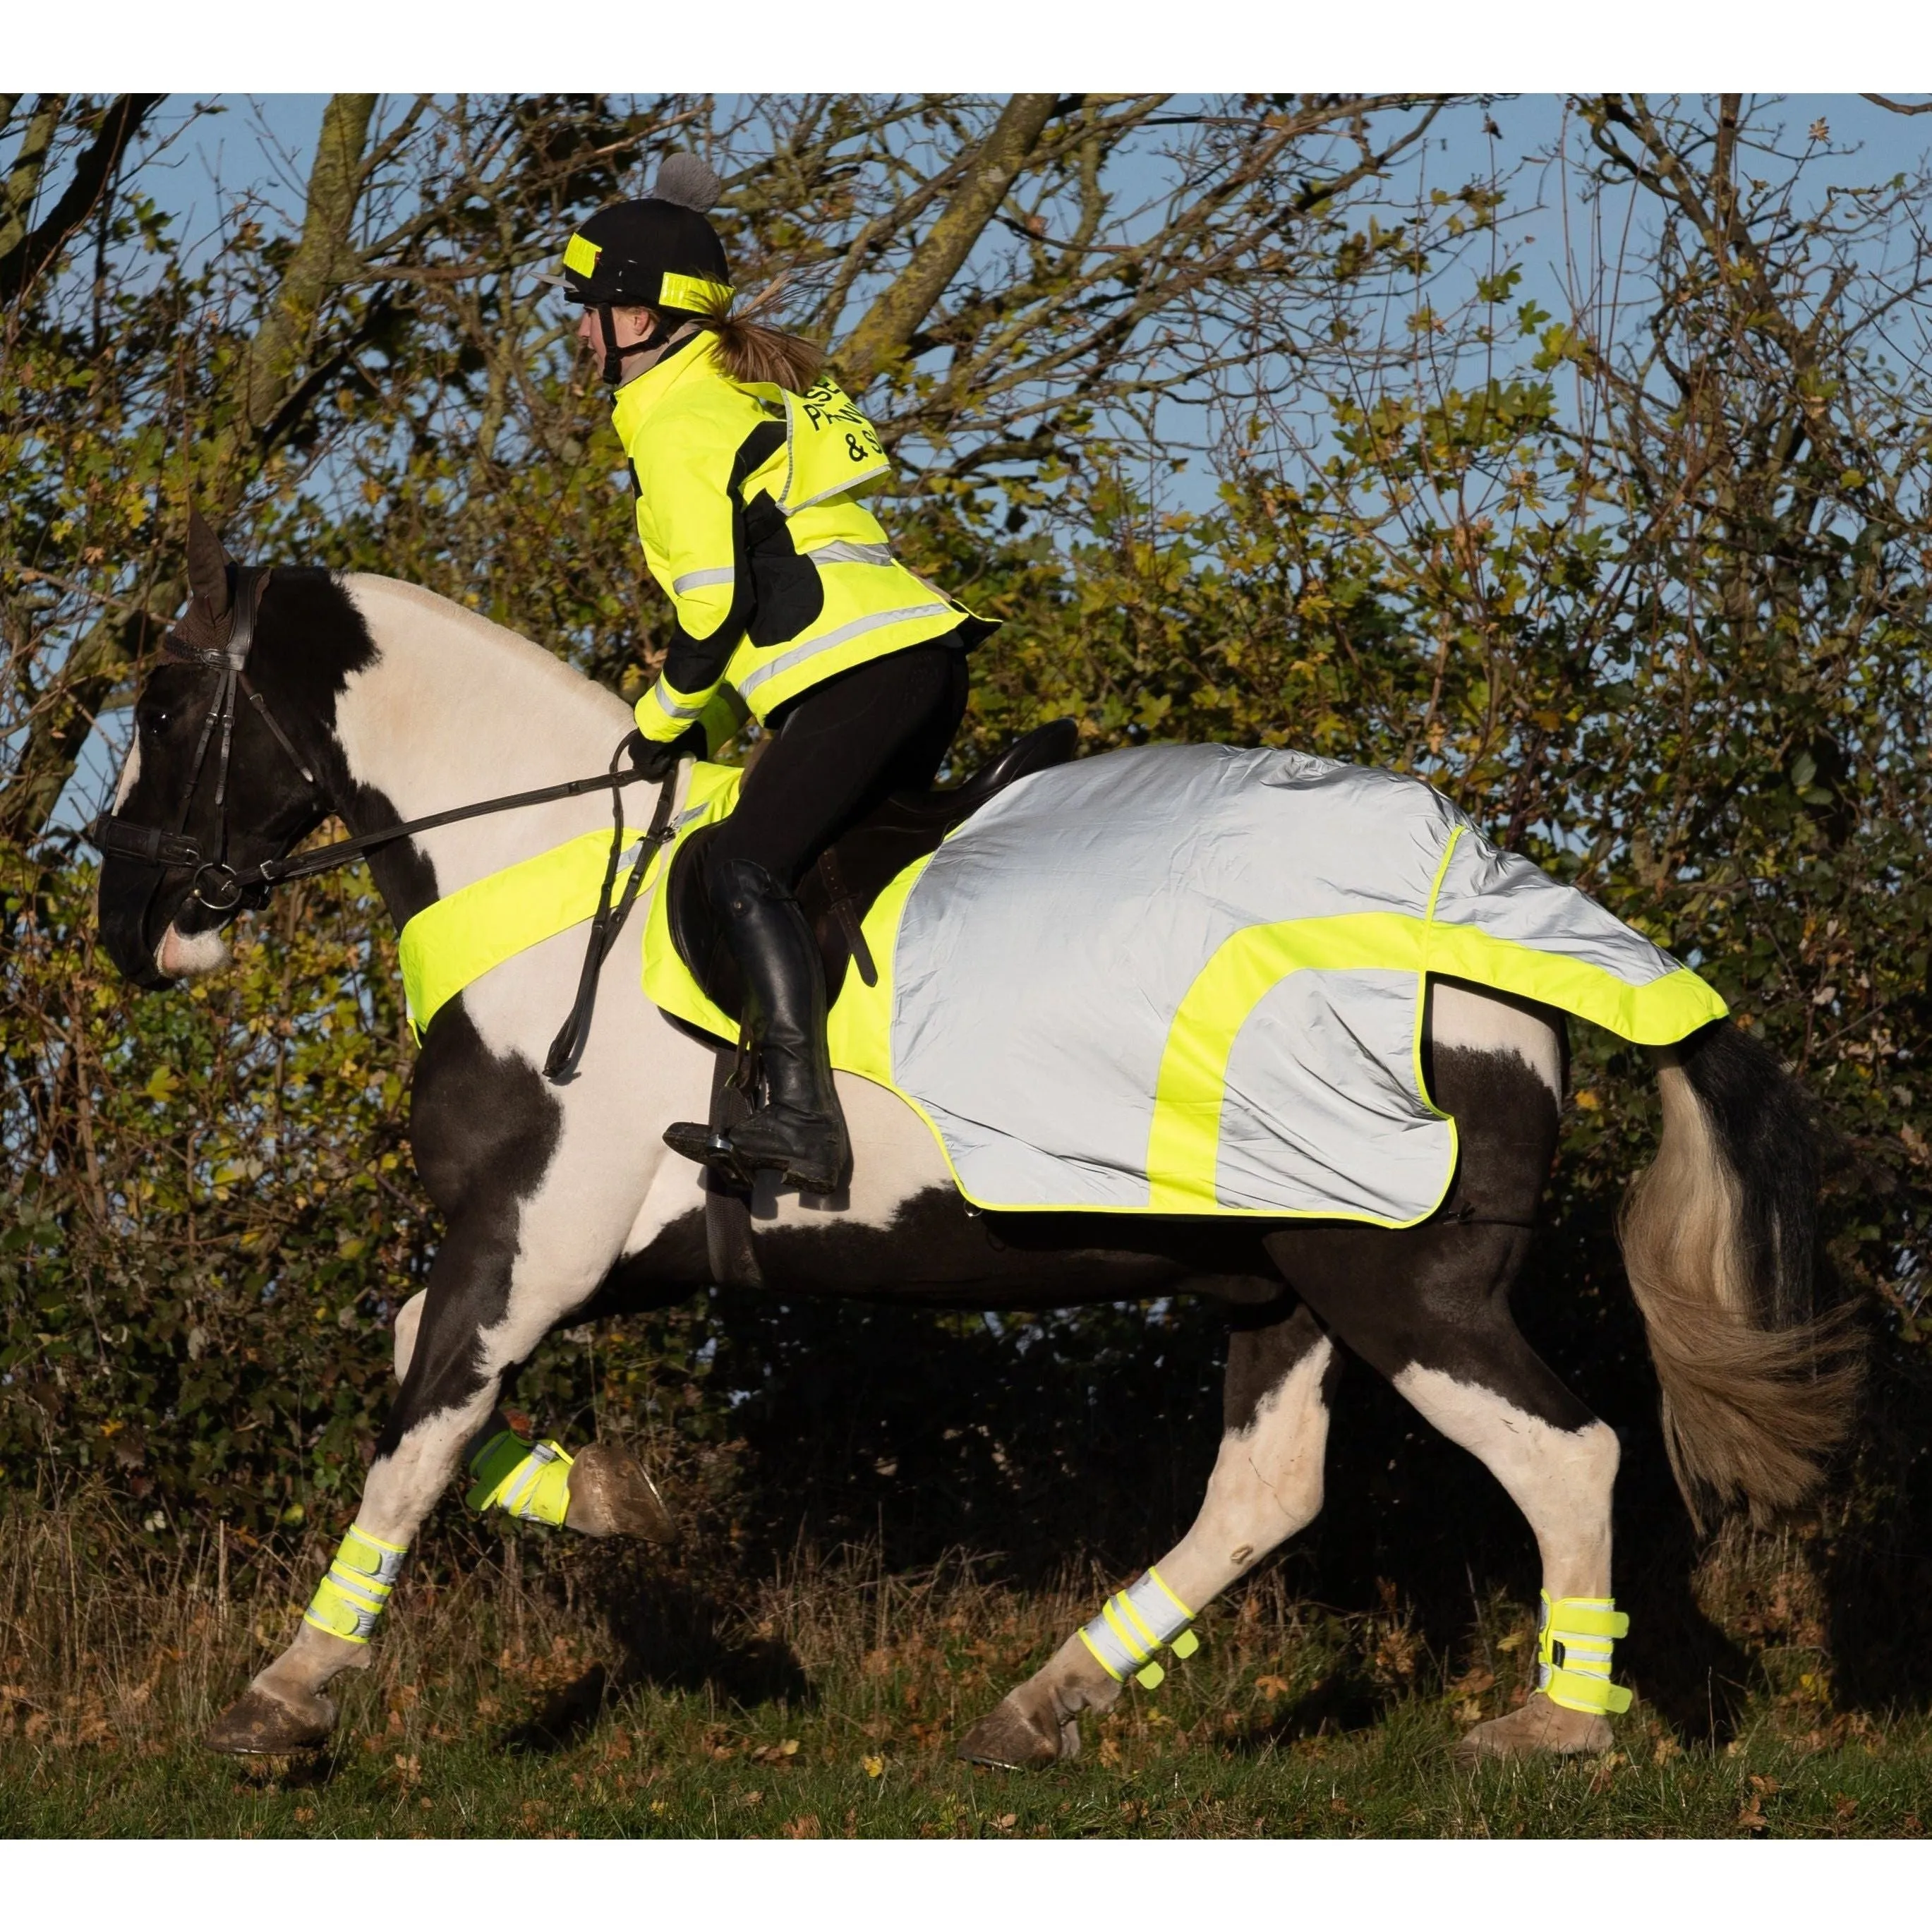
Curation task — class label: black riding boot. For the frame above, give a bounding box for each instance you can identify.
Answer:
[666,859,851,1194]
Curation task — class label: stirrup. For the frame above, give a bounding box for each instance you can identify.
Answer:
[663,1119,742,1173]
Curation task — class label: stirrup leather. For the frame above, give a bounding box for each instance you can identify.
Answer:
[1537,1590,1632,1715]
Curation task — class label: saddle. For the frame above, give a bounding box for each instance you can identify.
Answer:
[666,717,1079,1026]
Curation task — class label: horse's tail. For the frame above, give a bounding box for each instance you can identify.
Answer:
[1617,1019,1862,1530]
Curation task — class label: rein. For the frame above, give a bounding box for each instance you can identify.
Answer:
[87,565,682,1082]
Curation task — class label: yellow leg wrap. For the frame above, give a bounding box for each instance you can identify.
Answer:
[303,1523,408,1643]
[465,1430,574,1527]
[1537,1590,1633,1716]
[1075,1566,1202,1691]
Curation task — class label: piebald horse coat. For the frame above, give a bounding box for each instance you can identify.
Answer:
[96,550,1856,1766]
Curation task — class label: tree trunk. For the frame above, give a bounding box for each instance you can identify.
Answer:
[836,93,1061,390]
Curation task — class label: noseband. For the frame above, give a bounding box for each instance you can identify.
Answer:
[88,567,318,914]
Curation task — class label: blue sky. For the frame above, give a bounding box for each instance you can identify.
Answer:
[48,92,1932,829]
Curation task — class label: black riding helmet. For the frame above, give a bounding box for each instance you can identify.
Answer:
[553,154,733,385]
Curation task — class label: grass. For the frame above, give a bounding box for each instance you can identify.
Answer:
[2,1494,1926,1839]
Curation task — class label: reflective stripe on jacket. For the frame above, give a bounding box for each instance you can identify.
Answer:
[612,337,985,740]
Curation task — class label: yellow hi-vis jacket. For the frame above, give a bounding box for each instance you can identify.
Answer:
[615,336,988,744]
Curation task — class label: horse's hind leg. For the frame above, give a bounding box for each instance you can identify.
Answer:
[1270,999,1624,1761]
[958,1302,1338,1768]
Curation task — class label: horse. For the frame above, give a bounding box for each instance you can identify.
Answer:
[93,522,1859,1765]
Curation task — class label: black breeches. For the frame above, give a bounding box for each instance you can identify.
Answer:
[705,643,969,893]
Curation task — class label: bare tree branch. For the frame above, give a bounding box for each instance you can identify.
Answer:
[0,95,163,309]
[837,93,1063,390]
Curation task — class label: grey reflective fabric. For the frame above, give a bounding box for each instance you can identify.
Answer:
[1431,823,1681,984]
[807,540,895,568]
[1216,967,1449,1217]
[733,602,955,699]
[671,565,736,594]
[884,744,1695,1220]
[893,746,1453,1214]
[651,684,710,721]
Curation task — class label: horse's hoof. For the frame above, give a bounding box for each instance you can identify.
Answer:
[205,1685,337,1756]
[1454,1691,1613,1765]
[564,1442,674,1542]
[956,1693,1073,1769]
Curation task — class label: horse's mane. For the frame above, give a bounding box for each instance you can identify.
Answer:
[342,574,624,716]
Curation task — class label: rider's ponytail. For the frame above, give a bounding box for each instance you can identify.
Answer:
[692,302,823,392]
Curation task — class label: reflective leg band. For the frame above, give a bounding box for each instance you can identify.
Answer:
[1075,1566,1201,1690]
[303,1523,409,1644]
[465,1430,574,1528]
[1537,1589,1633,1716]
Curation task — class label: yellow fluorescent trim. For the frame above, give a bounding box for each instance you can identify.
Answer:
[1144,912,1729,1216]
[1147,1566,1195,1622]
[562,232,601,279]
[823,854,933,1087]
[1146,912,1432,1216]
[659,271,733,313]
[399,822,663,1037]
[1424,924,1727,1044]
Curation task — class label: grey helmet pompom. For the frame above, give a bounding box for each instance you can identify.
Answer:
[653,152,723,212]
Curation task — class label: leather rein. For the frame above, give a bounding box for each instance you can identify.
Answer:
[86,564,680,1081]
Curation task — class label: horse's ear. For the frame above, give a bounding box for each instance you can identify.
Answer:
[186,508,232,618]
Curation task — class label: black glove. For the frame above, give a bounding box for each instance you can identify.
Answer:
[625,725,704,783]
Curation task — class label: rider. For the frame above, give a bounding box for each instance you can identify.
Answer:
[554,155,993,1194]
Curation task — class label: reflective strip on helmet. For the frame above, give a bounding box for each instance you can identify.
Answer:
[671,565,736,595]
[660,271,733,313]
[734,603,953,700]
[562,233,601,280]
[806,541,895,568]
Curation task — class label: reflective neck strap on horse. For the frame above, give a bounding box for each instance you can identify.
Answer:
[86,572,683,1073]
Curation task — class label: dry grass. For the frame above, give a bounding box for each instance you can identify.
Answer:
[3,1489,1928,1837]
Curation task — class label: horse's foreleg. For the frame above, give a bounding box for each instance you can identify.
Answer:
[205,1214,543,1754]
[389,1288,668,1541]
[958,1303,1336,1768]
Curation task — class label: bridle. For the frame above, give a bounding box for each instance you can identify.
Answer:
[87,564,682,1081]
[88,566,309,914]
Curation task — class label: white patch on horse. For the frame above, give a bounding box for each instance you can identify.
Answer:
[1391,1364,1617,1599]
[334,576,639,903]
[393,1290,426,1381]
[1431,979,1562,1104]
[964,1334,1337,1757]
[1149,1334,1336,1612]
[111,734,142,809]
[157,922,231,978]
[748,1073,952,1231]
